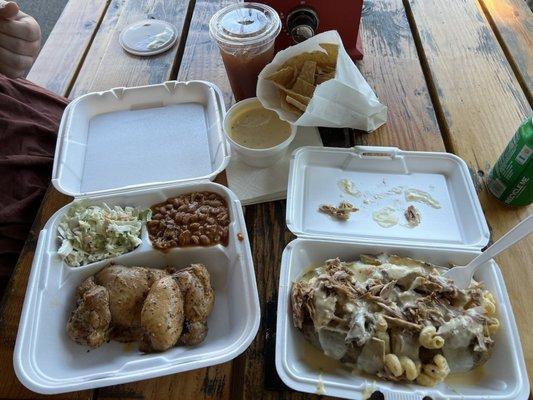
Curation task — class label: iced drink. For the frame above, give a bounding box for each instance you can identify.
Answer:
[209,3,281,102]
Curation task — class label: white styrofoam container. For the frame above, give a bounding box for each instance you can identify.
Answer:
[14,81,260,394]
[276,146,529,400]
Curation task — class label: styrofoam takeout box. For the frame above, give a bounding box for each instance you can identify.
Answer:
[14,81,260,394]
[276,146,529,399]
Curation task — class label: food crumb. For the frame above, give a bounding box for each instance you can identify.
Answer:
[361,380,377,400]
[405,188,441,208]
[372,206,398,228]
[319,202,358,221]
[390,186,403,194]
[404,205,421,227]
[338,178,361,197]
[237,233,244,241]
[316,373,326,395]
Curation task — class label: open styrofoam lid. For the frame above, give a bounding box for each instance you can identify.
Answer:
[286,146,490,250]
[52,81,230,197]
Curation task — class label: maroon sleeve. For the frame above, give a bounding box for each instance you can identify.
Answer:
[0,75,68,298]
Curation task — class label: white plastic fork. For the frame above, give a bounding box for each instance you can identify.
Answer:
[444,214,533,289]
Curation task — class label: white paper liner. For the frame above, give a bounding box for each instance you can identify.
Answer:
[257,30,387,131]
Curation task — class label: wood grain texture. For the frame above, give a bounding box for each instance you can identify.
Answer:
[97,363,232,400]
[406,0,533,388]
[69,0,193,98]
[353,0,445,152]
[231,1,443,399]
[26,0,110,96]
[0,188,79,399]
[176,0,235,108]
[406,0,531,159]
[478,0,533,103]
[1,0,196,398]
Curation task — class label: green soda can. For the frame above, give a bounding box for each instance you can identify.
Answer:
[487,116,533,206]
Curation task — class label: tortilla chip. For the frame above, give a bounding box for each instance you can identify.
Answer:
[317,65,336,75]
[280,94,303,116]
[316,71,336,85]
[298,60,316,85]
[277,85,311,105]
[283,50,331,71]
[268,44,339,115]
[286,95,307,113]
[266,66,296,87]
[319,43,339,63]
[291,77,315,97]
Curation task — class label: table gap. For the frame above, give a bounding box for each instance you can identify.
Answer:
[400,0,455,154]
[64,0,113,98]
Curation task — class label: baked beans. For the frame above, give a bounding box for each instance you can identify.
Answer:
[148,192,230,250]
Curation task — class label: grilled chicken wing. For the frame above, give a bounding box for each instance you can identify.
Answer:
[140,275,184,352]
[173,264,215,345]
[67,263,214,351]
[66,276,111,348]
[94,265,168,341]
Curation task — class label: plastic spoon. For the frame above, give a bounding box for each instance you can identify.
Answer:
[444,214,533,289]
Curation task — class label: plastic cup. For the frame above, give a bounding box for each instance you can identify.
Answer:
[224,97,297,168]
[209,3,281,102]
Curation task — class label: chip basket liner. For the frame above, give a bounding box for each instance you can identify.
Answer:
[257,30,388,131]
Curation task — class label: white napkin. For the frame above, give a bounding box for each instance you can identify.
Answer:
[257,30,387,131]
[226,127,323,205]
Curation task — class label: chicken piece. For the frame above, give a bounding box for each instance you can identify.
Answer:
[94,265,168,341]
[318,202,358,221]
[140,275,184,352]
[67,276,111,348]
[173,264,215,345]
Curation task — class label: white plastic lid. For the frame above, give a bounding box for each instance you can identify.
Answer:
[52,81,230,197]
[119,20,177,56]
[286,146,490,250]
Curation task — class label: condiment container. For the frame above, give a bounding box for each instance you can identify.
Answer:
[276,146,529,399]
[14,81,260,394]
[224,97,297,168]
[209,2,281,101]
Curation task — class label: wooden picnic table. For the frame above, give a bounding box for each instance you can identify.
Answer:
[0,0,532,398]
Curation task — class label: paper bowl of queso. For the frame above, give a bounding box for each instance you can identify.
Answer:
[224,97,297,168]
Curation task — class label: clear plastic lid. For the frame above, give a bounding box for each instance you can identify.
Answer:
[119,20,177,56]
[209,2,281,49]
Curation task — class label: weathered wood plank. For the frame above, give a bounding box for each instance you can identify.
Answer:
[103,2,239,399]
[82,1,232,398]
[238,202,336,400]
[231,0,444,399]
[26,0,110,96]
[406,0,531,158]
[406,0,533,388]
[69,0,193,98]
[353,0,445,152]
[177,0,234,108]
[0,188,84,399]
[1,0,197,398]
[97,363,232,400]
[478,0,533,103]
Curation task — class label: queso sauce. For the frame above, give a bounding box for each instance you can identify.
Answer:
[229,103,291,149]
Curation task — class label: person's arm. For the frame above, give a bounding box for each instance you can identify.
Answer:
[0,0,41,78]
